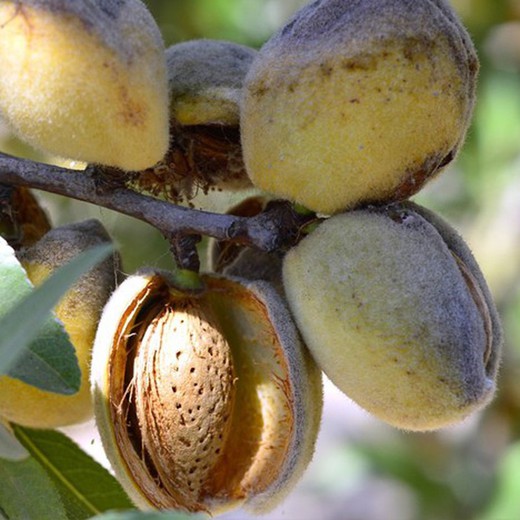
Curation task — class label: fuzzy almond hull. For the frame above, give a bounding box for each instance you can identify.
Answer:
[0,1,169,170]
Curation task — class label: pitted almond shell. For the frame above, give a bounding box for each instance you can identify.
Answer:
[91,270,322,514]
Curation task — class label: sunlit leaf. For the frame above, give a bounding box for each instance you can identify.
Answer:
[0,240,112,393]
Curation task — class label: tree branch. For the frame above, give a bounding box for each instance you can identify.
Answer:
[0,152,310,253]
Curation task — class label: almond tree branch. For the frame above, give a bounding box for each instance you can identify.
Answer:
[0,152,308,253]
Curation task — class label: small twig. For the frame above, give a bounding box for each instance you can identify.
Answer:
[0,183,18,242]
[0,152,312,253]
[170,233,202,272]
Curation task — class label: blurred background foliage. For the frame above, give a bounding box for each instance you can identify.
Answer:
[1,1,519,519]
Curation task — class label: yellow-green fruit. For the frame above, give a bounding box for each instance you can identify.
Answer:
[134,39,257,202]
[241,0,479,214]
[0,220,119,428]
[92,270,322,514]
[167,39,257,126]
[0,0,169,170]
[282,202,502,431]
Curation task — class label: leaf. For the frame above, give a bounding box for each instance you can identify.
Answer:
[91,511,199,520]
[0,422,28,461]
[0,235,76,390]
[0,453,67,520]
[0,239,112,393]
[13,425,133,519]
[6,326,81,394]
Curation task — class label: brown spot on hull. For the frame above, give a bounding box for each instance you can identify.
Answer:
[392,148,456,201]
[118,86,147,127]
[341,53,378,71]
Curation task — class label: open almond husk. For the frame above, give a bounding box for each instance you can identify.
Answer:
[91,270,322,514]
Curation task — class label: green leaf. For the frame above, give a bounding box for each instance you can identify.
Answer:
[0,453,67,520]
[91,511,199,520]
[0,235,74,387]
[0,239,112,393]
[0,422,28,461]
[6,327,81,394]
[13,425,133,519]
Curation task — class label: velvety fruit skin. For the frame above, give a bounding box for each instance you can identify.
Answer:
[0,220,118,428]
[241,0,478,214]
[0,0,169,170]
[167,39,257,126]
[282,203,502,431]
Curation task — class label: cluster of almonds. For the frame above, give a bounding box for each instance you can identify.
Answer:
[0,0,503,516]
